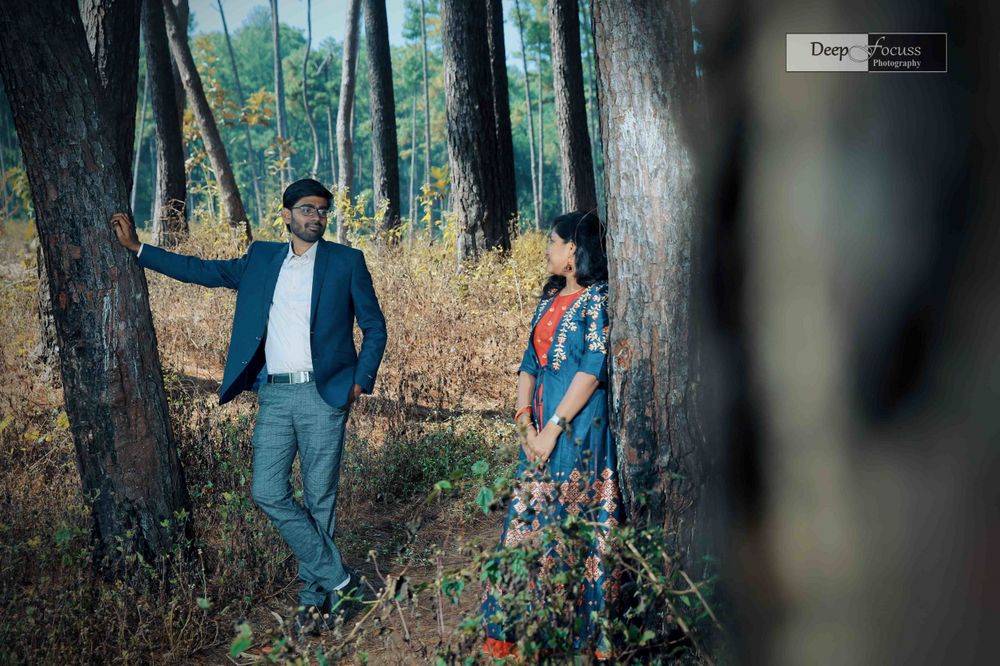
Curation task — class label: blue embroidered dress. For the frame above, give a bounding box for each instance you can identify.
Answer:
[482,280,624,656]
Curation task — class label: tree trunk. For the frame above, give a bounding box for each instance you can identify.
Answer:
[82,0,141,192]
[143,0,188,246]
[408,87,417,243]
[218,0,264,223]
[131,70,149,212]
[169,0,188,128]
[695,1,1000,664]
[0,0,190,566]
[593,0,704,608]
[167,0,189,222]
[419,0,434,241]
[549,0,597,212]
[513,0,540,230]
[441,0,510,260]
[269,0,291,188]
[336,0,362,244]
[364,0,402,236]
[327,102,337,187]
[536,48,545,222]
[301,0,321,179]
[161,0,251,242]
[578,0,604,215]
[486,0,518,237]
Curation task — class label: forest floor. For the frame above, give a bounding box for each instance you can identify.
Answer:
[0,222,542,664]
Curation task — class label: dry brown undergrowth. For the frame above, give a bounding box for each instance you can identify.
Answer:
[0,220,547,664]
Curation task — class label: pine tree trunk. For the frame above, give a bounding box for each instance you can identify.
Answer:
[327,103,337,186]
[441,0,511,260]
[365,0,402,236]
[336,0,362,244]
[0,0,191,566]
[169,0,188,129]
[419,0,434,242]
[161,0,251,242]
[486,0,518,235]
[549,0,597,212]
[269,0,291,188]
[143,0,188,246]
[537,49,545,222]
[302,0,321,179]
[218,0,263,223]
[82,0,141,192]
[578,0,604,215]
[593,0,704,596]
[131,71,148,212]
[513,0,540,230]
[408,88,417,243]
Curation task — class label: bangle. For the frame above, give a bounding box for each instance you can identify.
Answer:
[514,405,533,422]
[547,413,568,430]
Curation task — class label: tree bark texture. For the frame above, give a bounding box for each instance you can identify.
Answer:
[592,0,704,573]
[81,0,141,192]
[336,0,362,243]
[441,0,511,260]
[0,0,190,565]
[143,0,188,245]
[364,0,402,234]
[161,0,251,241]
[486,0,518,234]
[550,0,597,212]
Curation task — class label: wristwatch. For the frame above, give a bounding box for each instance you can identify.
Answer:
[548,413,568,430]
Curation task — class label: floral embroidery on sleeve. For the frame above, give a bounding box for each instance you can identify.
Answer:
[584,287,609,355]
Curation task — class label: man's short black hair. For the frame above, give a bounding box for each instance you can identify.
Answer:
[282,178,334,209]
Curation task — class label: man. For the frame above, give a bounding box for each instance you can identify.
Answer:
[111,179,387,637]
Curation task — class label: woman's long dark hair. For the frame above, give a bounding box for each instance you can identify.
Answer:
[542,210,609,294]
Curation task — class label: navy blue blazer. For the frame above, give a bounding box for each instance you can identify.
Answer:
[139,239,387,409]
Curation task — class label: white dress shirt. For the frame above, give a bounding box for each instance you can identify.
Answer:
[265,242,317,374]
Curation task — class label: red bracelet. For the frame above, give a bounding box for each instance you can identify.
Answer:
[514,405,533,422]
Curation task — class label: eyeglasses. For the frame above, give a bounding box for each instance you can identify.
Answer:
[291,204,331,218]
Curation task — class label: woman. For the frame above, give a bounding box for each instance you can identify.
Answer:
[482,211,624,660]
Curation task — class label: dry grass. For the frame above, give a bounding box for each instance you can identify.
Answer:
[0,219,549,664]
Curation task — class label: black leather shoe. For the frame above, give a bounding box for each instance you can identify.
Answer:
[320,579,363,629]
[290,604,324,640]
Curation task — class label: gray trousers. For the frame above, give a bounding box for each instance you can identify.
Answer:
[251,381,350,607]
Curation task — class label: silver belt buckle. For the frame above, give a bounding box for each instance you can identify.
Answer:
[292,371,311,384]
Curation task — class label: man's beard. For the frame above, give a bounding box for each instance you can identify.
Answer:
[292,222,324,243]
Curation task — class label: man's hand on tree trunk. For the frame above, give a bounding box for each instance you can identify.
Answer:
[110,212,141,253]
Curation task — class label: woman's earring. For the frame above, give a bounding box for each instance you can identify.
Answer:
[564,263,573,273]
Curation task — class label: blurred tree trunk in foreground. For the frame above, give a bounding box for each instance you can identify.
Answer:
[0,0,191,568]
[696,0,1000,663]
